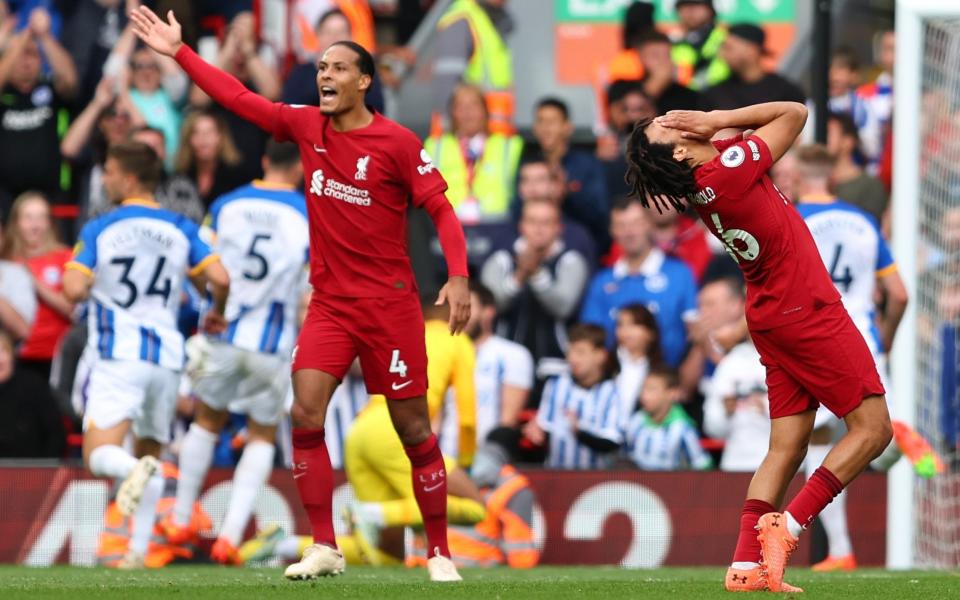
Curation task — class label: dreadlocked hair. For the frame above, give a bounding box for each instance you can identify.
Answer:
[624,118,699,213]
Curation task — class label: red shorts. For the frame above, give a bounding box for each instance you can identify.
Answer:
[751,301,885,420]
[292,292,427,399]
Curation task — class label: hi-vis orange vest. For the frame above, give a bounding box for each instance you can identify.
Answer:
[97,464,212,568]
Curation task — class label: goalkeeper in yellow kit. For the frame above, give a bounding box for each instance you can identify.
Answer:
[341,301,487,563]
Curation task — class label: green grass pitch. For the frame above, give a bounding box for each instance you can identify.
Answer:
[0,565,956,599]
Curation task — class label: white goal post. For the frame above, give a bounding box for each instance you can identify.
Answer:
[890,0,960,569]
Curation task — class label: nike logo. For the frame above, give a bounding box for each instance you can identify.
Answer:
[293,472,306,479]
[313,144,327,153]
[392,380,413,391]
[423,482,444,492]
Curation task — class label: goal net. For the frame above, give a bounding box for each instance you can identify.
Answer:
[892,1,960,569]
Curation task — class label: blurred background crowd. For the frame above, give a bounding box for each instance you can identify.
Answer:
[2,0,952,477]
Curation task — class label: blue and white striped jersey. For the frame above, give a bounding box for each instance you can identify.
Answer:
[624,405,713,471]
[475,336,534,445]
[204,181,309,355]
[324,375,368,469]
[796,200,896,354]
[68,199,215,371]
[536,373,622,469]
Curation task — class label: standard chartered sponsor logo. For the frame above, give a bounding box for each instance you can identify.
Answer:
[309,169,372,207]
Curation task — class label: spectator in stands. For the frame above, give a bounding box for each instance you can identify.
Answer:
[637,30,700,114]
[855,29,895,175]
[0,6,77,216]
[481,197,590,381]
[580,196,698,370]
[689,277,746,363]
[174,109,246,209]
[827,112,888,224]
[465,282,534,444]
[513,159,598,266]
[289,0,377,60]
[102,17,187,167]
[671,0,727,90]
[60,0,130,107]
[189,11,279,183]
[614,303,661,429]
[130,125,205,222]
[770,147,799,200]
[531,97,610,248]
[624,365,712,470]
[0,192,73,381]
[648,208,712,283]
[596,80,656,199]
[0,227,36,342]
[523,324,622,469]
[700,23,806,111]
[424,84,522,224]
[282,8,385,113]
[702,337,769,472]
[827,47,861,116]
[0,330,65,458]
[61,74,144,221]
[432,0,514,135]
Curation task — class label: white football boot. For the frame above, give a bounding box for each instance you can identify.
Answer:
[283,544,346,580]
[427,547,462,582]
[116,455,160,517]
[115,550,146,570]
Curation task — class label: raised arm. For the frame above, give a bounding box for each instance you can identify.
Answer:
[130,6,281,135]
[660,101,808,163]
[30,8,78,99]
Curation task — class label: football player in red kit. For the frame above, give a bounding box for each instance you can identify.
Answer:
[624,102,893,592]
[131,7,469,582]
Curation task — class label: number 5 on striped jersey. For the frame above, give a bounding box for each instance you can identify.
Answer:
[389,349,408,378]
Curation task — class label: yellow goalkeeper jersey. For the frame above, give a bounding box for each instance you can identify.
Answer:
[354,319,478,465]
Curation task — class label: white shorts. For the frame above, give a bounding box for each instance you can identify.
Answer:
[813,353,891,431]
[73,349,180,443]
[186,336,290,426]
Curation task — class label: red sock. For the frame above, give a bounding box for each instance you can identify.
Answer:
[785,466,845,531]
[404,434,449,558]
[732,499,775,564]
[292,428,336,547]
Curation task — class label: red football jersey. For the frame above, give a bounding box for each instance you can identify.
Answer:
[271,108,447,297]
[691,135,840,330]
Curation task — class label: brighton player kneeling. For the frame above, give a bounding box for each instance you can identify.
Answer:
[64,142,229,569]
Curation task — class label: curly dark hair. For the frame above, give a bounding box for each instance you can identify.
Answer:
[624,118,700,213]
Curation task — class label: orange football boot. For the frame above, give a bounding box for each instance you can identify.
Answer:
[811,554,857,572]
[158,514,198,546]
[210,537,242,566]
[756,512,799,592]
[725,566,804,593]
[891,420,945,479]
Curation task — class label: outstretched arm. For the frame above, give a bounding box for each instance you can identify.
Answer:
[129,6,280,134]
[659,102,808,163]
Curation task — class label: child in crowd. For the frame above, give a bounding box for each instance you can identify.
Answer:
[614,303,661,429]
[624,366,712,471]
[523,324,622,469]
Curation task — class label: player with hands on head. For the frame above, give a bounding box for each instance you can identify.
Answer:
[129,5,470,582]
[624,102,894,592]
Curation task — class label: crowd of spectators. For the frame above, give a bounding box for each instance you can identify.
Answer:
[0,0,903,473]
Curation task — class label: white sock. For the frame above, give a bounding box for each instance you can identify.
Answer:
[731,561,760,570]
[276,535,304,560]
[785,512,804,538]
[173,423,218,525]
[88,445,137,479]
[357,501,386,527]
[219,440,275,546]
[129,474,164,555]
[805,443,852,557]
[870,439,902,471]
